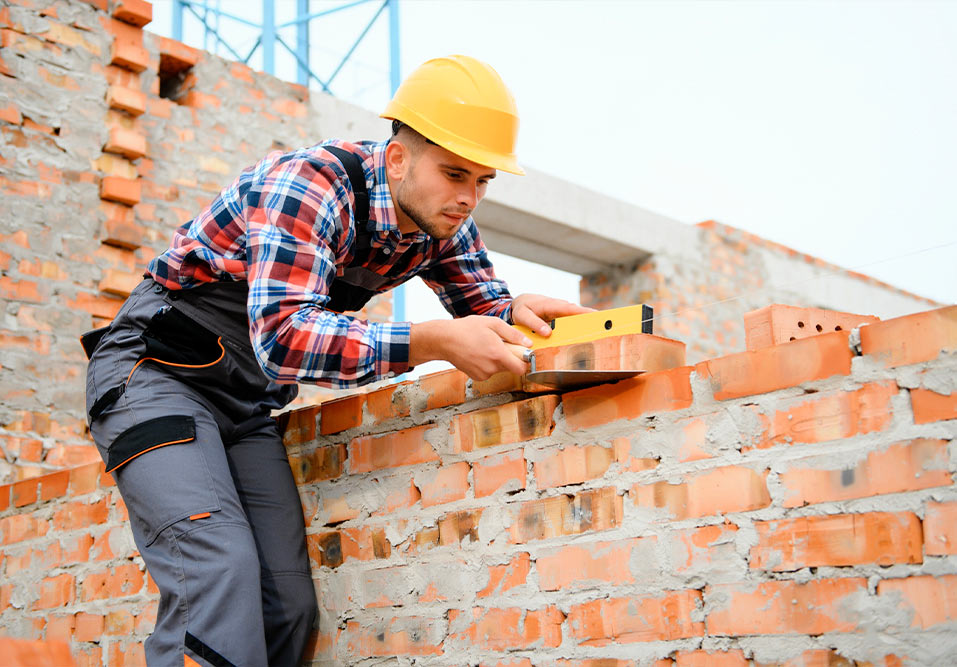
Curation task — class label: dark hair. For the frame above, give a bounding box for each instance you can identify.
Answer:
[391,120,438,146]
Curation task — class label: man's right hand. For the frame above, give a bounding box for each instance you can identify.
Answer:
[409,316,532,380]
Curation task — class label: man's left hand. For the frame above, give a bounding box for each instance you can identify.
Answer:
[510,294,595,337]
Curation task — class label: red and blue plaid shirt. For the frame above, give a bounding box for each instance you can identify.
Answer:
[147,139,513,388]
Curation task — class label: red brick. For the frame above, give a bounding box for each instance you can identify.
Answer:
[697,331,852,400]
[779,438,951,507]
[105,609,135,635]
[319,491,361,525]
[471,371,523,397]
[100,175,141,205]
[11,477,39,507]
[35,573,76,609]
[877,574,957,628]
[473,449,526,498]
[453,606,563,650]
[307,526,390,568]
[612,436,660,471]
[860,305,956,368]
[509,486,622,543]
[100,201,142,249]
[924,501,957,556]
[750,511,922,571]
[437,508,483,547]
[416,461,470,508]
[365,382,410,423]
[911,388,957,424]
[342,617,443,656]
[744,304,878,350]
[107,84,146,116]
[754,651,904,667]
[104,126,146,159]
[451,395,559,451]
[706,578,866,635]
[632,466,770,519]
[68,462,103,494]
[74,611,105,642]
[45,613,75,642]
[98,268,141,297]
[278,404,319,446]
[750,381,897,449]
[563,366,693,431]
[52,498,109,531]
[320,394,364,434]
[0,102,21,124]
[0,638,75,666]
[0,275,41,302]
[376,476,421,515]
[108,641,146,667]
[476,552,530,597]
[567,590,704,644]
[113,0,152,27]
[60,534,94,564]
[0,514,49,544]
[669,523,740,573]
[532,332,685,377]
[349,424,439,473]
[287,444,345,483]
[80,563,145,601]
[534,444,614,489]
[418,369,467,410]
[39,470,70,501]
[537,536,657,591]
[156,35,201,74]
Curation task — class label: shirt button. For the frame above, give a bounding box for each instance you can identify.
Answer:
[382,247,392,255]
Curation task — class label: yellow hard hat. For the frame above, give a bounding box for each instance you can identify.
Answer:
[381,55,524,175]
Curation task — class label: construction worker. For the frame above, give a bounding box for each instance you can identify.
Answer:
[82,55,588,665]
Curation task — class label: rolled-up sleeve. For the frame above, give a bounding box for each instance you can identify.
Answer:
[245,157,411,388]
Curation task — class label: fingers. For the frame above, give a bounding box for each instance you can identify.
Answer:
[490,317,533,347]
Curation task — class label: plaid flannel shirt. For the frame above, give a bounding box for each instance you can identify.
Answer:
[147,139,513,388]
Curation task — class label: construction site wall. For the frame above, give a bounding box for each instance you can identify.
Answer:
[1,304,955,665]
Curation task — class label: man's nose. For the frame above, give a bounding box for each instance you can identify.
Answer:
[457,183,478,209]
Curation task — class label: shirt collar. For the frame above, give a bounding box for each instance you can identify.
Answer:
[370,139,429,244]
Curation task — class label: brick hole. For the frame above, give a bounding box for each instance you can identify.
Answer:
[797,321,805,328]
[158,55,194,104]
[789,336,796,341]
[835,325,842,331]
[815,323,823,332]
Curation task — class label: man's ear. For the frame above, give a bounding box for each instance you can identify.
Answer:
[384,141,409,183]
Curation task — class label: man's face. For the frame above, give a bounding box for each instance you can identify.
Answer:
[389,141,497,239]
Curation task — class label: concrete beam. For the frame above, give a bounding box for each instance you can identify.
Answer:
[312,93,694,276]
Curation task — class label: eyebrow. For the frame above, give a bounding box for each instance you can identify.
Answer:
[439,163,497,180]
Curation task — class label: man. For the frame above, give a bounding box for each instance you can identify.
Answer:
[83,54,588,665]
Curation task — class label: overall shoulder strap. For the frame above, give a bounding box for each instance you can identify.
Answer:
[323,145,370,225]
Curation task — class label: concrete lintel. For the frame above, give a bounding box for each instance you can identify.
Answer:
[312,93,695,276]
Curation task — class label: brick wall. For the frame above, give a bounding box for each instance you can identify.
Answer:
[0,0,390,483]
[2,304,954,665]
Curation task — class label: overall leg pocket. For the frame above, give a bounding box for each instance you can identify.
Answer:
[107,414,223,547]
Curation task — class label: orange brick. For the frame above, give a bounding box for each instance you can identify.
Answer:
[113,0,152,27]
[45,614,75,642]
[567,590,704,644]
[107,84,146,116]
[471,370,524,397]
[750,381,897,449]
[105,609,135,635]
[104,126,146,159]
[0,275,41,302]
[365,382,410,423]
[750,512,922,571]
[706,578,866,635]
[287,444,345,484]
[74,611,105,642]
[60,534,94,564]
[80,563,145,601]
[451,395,559,451]
[69,462,103,494]
[779,438,951,508]
[319,492,361,525]
[108,641,146,667]
[53,498,109,531]
[416,461,470,508]
[349,424,439,473]
[437,508,483,547]
[0,638,75,666]
[100,175,141,205]
[877,574,957,628]
[744,304,878,350]
[697,331,852,400]
[308,526,390,568]
[418,369,468,410]
[1,514,49,544]
[537,536,658,591]
[473,449,526,498]
[156,35,201,73]
[0,102,21,124]
[509,486,622,543]
[320,394,364,434]
[278,404,319,446]
[98,268,141,297]
[11,477,39,507]
[612,436,660,471]
[38,470,70,501]
[911,388,957,424]
[676,650,748,666]
[453,606,563,650]
[669,523,740,573]
[476,552,530,597]
[532,332,685,376]
[100,201,142,249]
[534,444,614,489]
[754,650,904,667]
[860,305,956,368]
[924,501,957,556]
[342,617,443,656]
[376,476,421,515]
[35,573,76,609]
[563,366,693,430]
[632,466,770,520]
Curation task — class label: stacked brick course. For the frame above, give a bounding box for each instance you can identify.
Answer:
[2,305,954,664]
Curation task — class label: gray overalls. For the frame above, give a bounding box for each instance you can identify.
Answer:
[83,147,379,666]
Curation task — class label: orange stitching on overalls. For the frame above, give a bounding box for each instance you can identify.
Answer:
[125,336,226,385]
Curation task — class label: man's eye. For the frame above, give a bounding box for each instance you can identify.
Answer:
[446,172,462,180]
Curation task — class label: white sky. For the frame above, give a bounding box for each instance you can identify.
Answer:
[152,0,957,322]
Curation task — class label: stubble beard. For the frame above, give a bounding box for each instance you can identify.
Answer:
[396,181,468,241]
